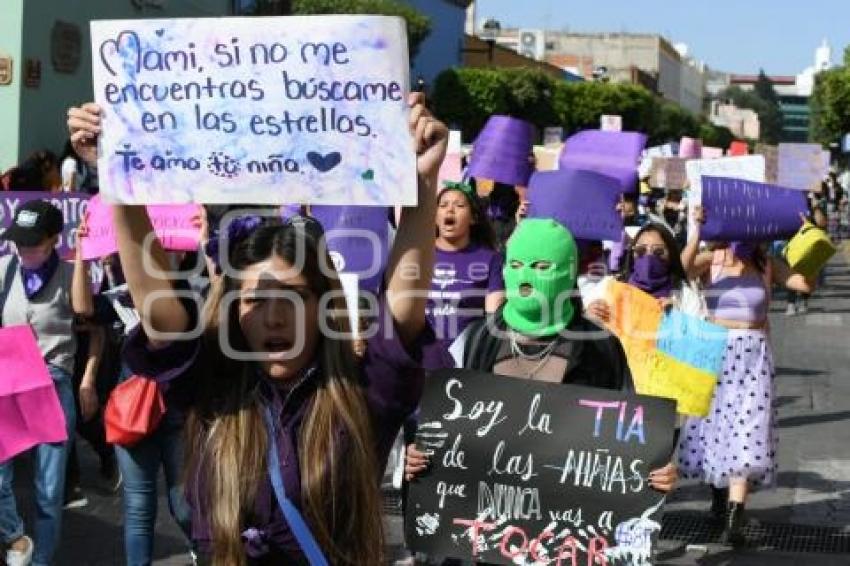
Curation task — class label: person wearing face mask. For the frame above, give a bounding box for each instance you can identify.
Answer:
[0,200,94,566]
[585,223,688,326]
[405,219,678,493]
[677,206,815,546]
[426,181,505,348]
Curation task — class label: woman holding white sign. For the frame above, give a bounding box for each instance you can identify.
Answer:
[678,206,815,545]
[68,94,447,565]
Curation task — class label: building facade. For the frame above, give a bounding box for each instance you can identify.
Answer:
[0,0,233,171]
[478,29,706,115]
[400,0,470,88]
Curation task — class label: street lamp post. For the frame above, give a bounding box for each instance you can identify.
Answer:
[480,18,501,63]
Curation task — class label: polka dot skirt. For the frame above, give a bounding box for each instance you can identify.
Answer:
[677,329,778,489]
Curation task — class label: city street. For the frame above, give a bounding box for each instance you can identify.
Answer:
[10,246,849,565]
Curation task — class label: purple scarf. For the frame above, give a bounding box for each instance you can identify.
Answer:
[20,250,59,300]
[628,255,673,298]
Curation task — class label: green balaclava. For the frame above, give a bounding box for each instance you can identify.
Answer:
[502,218,578,336]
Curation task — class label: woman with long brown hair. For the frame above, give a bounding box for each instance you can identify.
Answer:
[67,93,448,565]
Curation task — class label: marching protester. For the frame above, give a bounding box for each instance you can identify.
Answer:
[406,218,678,492]
[426,180,504,348]
[0,200,94,566]
[678,206,816,545]
[585,222,690,322]
[67,93,448,564]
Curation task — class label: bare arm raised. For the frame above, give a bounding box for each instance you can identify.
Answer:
[384,93,448,347]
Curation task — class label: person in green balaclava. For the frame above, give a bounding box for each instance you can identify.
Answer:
[502,218,578,336]
[408,217,679,494]
[462,218,632,388]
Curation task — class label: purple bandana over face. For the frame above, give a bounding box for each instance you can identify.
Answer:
[628,254,673,298]
[20,250,59,300]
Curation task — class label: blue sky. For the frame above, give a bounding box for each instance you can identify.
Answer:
[474,0,849,75]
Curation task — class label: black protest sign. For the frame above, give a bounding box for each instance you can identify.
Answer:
[406,369,676,565]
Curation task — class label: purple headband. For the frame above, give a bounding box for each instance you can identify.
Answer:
[204,215,264,274]
[204,214,325,274]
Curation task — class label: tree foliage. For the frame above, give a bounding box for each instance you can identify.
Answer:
[810,63,850,145]
[291,0,431,57]
[432,67,733,146]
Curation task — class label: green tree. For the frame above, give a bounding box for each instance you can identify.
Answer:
[698,122,735,148]
[291,0,431,57]
[810,66,850,145]
[754,69,779,105]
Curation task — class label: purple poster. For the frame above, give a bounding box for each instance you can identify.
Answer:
[700,176,807,241]
[527,168,624,241]
[559,130,648,192]
[0,192,91,258]
[310,205,390,294]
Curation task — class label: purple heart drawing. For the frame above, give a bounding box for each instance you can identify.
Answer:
[99,30,141,77]
[307,151,342,173]
[155,29,165,37]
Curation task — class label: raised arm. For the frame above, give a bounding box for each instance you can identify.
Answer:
[771,256,816,294]
[681,205,713,280]
[384,93,448,347]
[67,104,189,342]
[71,245,94,318]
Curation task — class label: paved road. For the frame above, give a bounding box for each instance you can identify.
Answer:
[10,247,850,565]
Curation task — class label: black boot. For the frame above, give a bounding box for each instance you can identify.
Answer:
[719,502,746,546]
[709,487,729,523]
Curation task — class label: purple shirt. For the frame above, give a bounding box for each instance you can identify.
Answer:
[122,302,435,561]
[425,244,504,345]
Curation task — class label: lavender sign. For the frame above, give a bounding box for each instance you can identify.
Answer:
[91,16,415,205]
[700,176,808,241]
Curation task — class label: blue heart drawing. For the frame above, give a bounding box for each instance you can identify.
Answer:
[307,151,341,173]
[155,29,165,37]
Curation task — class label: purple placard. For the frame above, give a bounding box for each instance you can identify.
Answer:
[559,130,648,192]
[468,115,535,186]
[310,205,390,294]
[527,168,624,241]
[0,191,91,258]
[700,176,807,241]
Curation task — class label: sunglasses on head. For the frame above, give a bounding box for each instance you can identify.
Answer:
[633,244,668,259]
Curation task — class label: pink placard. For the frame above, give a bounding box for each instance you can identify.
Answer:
[438,153,463,188]
[80,195,202,260]
[679,137,703,159]
[0,325,68,463]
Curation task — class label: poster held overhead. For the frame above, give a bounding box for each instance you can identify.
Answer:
[559,130,647,192]
[91,16,416,205]
[700,176,808,241]
[467,115,535,187]
[526,168,624,241]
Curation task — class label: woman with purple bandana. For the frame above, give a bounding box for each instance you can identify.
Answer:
[68,95,448,564]
[678,206,815,545]
[0,200,94,566]
[585,223,687,325]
